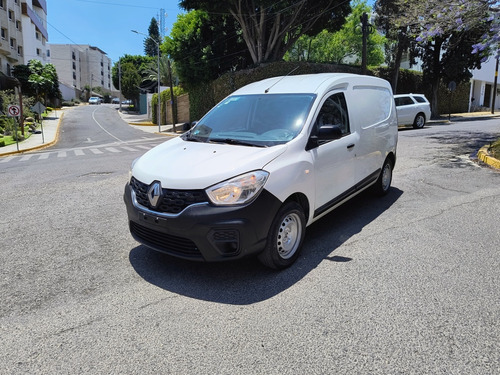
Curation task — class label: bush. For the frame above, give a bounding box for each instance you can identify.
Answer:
[0,139,4,147]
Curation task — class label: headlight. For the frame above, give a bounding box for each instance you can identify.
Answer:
[206,170,269,205]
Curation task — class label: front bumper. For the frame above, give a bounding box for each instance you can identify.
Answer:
[124,182,282,262]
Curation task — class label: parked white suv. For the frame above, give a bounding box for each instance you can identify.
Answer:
[394,93,431,128]
[124,73,398,269]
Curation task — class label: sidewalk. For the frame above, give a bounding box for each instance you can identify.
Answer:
[0,108,65,157]
[116,109,187,135]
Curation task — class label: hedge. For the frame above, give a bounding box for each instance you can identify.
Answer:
[188,62,470,121]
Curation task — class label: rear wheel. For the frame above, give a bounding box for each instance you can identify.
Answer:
[258,201,306,269]
[413,113,426,129]
[373,158,393,196]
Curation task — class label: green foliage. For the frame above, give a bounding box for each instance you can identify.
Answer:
[163,10,250,88]
[111,55,155,93]
[12,61,62,105]
[145,18,161,57]
[120,62,141,102]
[179,0,351,64]
[188,61,362,120]
[151,86,187,124]
[286,1,385,66]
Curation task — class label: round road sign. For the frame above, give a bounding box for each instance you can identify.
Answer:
[8,105,21,117]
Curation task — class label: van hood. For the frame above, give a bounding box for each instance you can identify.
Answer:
[132,137,287,189]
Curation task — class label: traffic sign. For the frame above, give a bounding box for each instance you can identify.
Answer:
[31,101,46,114]
[8,105,21,117]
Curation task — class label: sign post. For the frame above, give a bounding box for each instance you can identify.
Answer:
[7,105,21,151]
[31,102,46,144]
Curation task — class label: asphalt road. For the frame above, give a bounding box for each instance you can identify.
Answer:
[0,106,499,374]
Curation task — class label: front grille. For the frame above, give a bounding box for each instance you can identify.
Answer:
[130,221,202,259]
[130,177,208,214]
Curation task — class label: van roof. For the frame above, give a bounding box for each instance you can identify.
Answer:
[232,73,386,95]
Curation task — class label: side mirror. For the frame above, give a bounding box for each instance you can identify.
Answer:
[317,124,342,140]
[306,125,342,150]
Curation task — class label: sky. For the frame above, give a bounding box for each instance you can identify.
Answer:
[47,0,184,63]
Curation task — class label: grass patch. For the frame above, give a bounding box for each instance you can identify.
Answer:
[1,125,33,146]
[490,139,500,159]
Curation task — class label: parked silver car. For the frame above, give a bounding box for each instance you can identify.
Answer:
[394,94,431,129]
[88,96,101,105]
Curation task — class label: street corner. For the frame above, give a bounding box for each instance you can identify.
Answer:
[477,146,500,170]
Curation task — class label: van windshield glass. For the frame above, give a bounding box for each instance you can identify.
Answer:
[184,94,316,147]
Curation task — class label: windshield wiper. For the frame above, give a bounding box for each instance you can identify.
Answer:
[209,138,266,147]
[183,132,205,142]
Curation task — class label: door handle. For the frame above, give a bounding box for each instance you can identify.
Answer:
[347,144,355,149]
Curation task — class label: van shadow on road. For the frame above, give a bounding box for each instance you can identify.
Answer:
[129,188,403,305]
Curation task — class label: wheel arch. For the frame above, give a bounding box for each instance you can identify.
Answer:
[283,192,310,223]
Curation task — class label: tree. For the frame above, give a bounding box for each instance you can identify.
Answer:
[163,10,251,87]
[145,17,161,57]
[374,0,415,92]
[395,0,492,117]
[286,1,385,66]
[179,0,351,64]
[120,62,141,101]
[13,60,61,104]
[111,54,154,93]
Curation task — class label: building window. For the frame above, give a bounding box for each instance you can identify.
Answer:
[35,32,40,40]
[15,20,21,30]
[10,38,15,49]
[47,49,50,57]
[36,48,41,56]
[8,9,14,21]
[72,62,76,70]
[0,0,4,9]
[1,28,6,40]
[17,46,22,56]
[73,72,76,80]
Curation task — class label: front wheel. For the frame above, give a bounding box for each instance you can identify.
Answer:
[258,202,306,269]
[373,158,393,196]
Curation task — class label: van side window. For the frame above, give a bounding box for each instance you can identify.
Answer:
[315,93,350,136]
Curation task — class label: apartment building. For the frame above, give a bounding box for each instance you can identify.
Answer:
[0,0,48,75]
[49,43,116,100]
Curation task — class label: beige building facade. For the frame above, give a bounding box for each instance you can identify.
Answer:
[0,0,48,75]
[49,43,116,101]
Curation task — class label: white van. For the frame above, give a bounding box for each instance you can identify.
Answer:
[124,73,398,269]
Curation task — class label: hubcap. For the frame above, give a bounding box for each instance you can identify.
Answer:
[382,164,392,191]
[416,116,424,127]
[276,213,302,259]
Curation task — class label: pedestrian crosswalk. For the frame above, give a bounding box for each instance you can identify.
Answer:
[0,141,163,164]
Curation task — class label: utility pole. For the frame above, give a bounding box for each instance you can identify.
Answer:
[168,59,176,133]
[492,55,499,114]
[118,60,122,112]
[360,12,373,75]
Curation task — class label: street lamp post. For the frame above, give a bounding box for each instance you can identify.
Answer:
[132,30,161,132]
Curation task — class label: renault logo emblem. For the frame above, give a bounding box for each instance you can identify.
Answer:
[147,181,162,208]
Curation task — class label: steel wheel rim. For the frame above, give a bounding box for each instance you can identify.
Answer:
[416,115,424,127]
[381,163,392,192]
[276,213,302,259]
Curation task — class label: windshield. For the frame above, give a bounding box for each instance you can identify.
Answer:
[183,94,316,147]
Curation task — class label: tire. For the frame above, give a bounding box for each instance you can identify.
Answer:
[413,113,426,129]
[258,201,306,269]
[373,158,393,196]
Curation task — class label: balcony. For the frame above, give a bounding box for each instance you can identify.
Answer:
[21,2,48,40]
[32,0,47,14]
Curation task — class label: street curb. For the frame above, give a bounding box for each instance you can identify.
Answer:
[477,146,500,170]
[0,112,64,157]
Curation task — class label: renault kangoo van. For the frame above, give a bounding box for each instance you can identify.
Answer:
[124,73,398,269]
